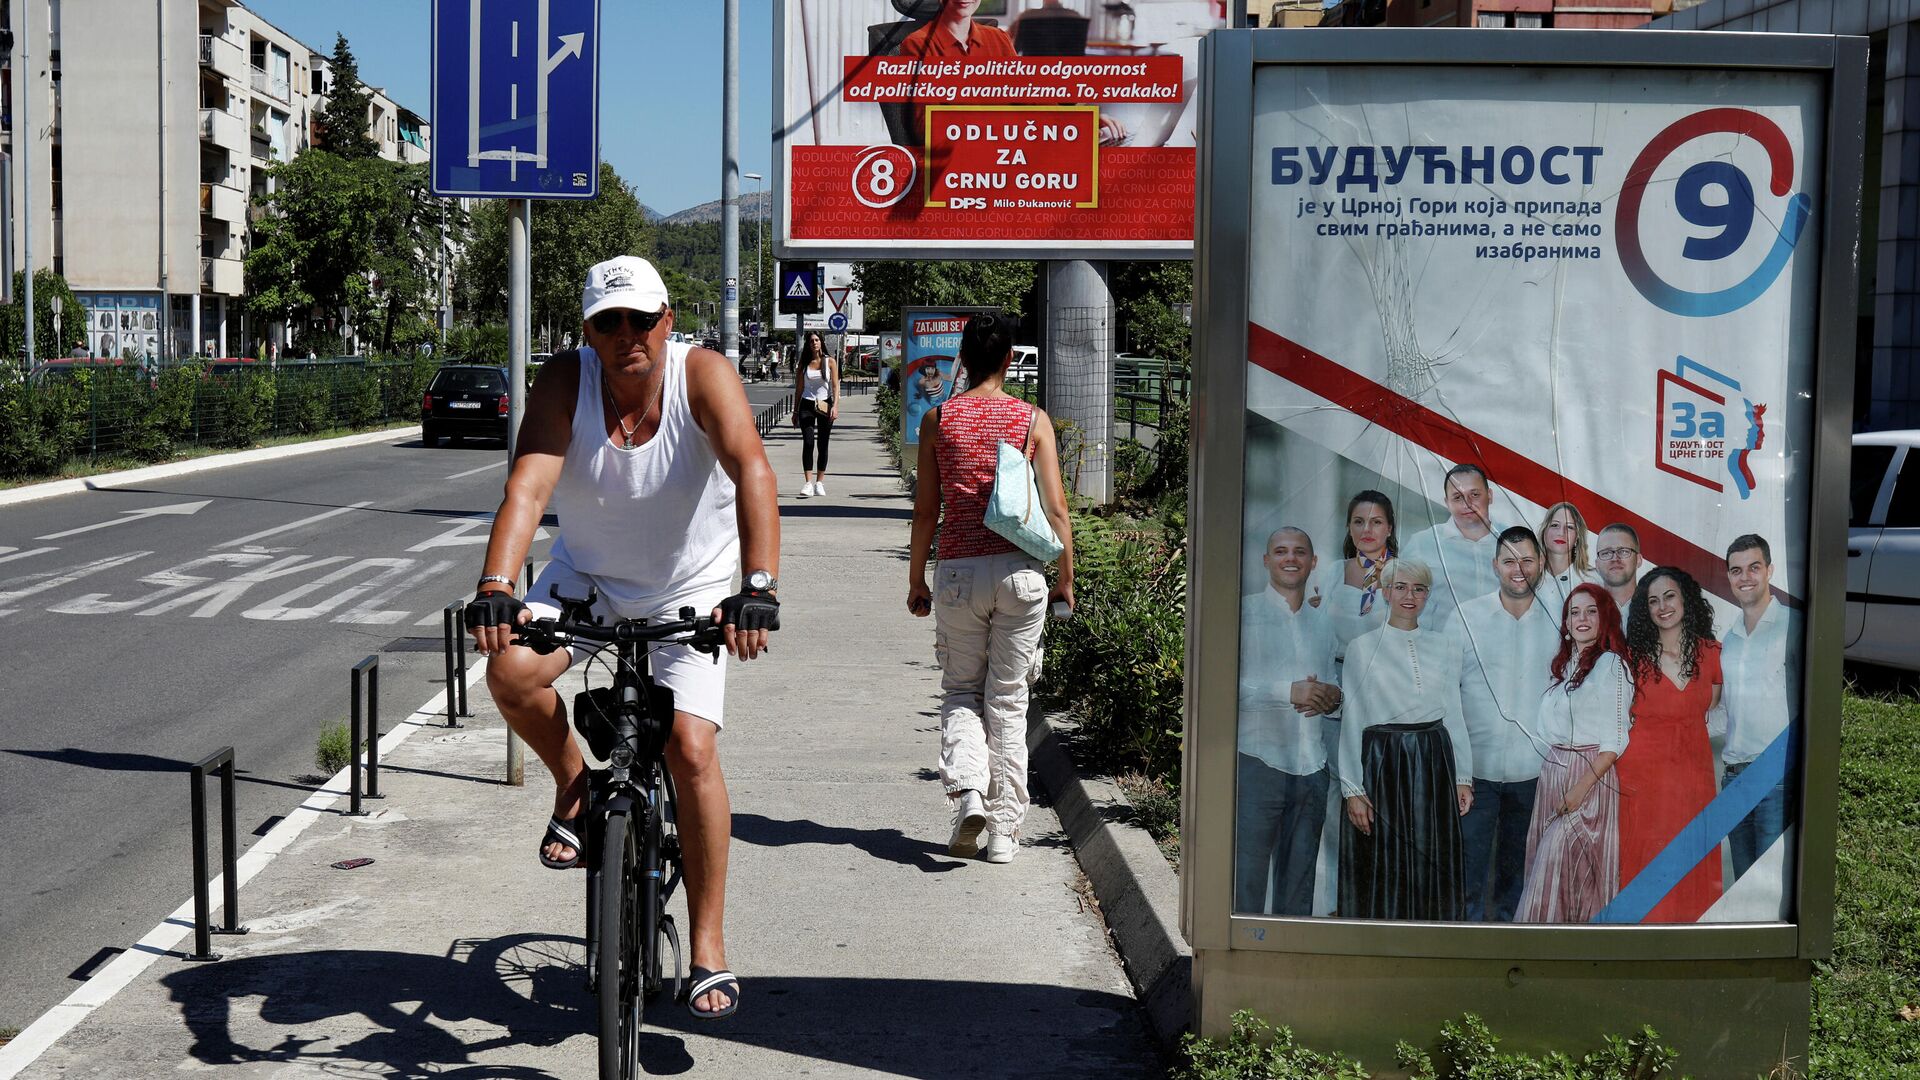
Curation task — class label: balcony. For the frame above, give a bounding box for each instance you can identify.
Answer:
[201,229,238,261]
[200,181,245,222]
[201,256,244,295]
[199,34,245,80]
[199,107,246,152]
[249,65,290,104]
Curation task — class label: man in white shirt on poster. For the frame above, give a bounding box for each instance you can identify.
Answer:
[1450,525,1559,921]
[1595,523,1645,615]
[1720,533,1799,879]
[1235,527,1342,916]
[1399,463,1508,631]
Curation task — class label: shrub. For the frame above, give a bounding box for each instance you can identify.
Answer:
[315,722,351,775]
[210,371,277,448]
[335,368,383,429]
[1175,1011,1688,1080]
[283,374,333,435]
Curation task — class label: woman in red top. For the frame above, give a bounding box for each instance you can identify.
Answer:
[907,314,1074,864]
[1615,567,1724,922]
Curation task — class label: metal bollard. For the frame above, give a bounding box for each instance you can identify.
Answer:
[456,605,470,717]
[443,603,465,728]
[347,656,380,815]
[185,747,248,961]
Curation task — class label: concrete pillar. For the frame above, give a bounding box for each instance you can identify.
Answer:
[1873,22,1920,428]
[190,292,202,358]
[218,295,228,358]
[1043,259,1114,503]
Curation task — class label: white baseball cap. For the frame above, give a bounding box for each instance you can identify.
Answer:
[582,255,669,321]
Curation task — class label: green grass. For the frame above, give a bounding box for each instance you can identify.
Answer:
[1811,691,1920,1077]
[0,1026,17,1048]
[0,421,416,491]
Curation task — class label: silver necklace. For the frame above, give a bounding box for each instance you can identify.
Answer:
[604,367,665,449]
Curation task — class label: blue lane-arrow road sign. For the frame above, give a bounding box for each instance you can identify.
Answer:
[432,0,600,199]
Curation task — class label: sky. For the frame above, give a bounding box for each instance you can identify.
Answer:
[244,0,777,216]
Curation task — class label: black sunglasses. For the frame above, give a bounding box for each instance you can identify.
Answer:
[589,308,666,336]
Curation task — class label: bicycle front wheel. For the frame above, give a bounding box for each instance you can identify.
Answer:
[596,810,643,1080]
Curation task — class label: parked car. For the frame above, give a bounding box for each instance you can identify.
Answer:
[422,364,511,447]
[1847,431,1920,670]
[1008,345,1039,382]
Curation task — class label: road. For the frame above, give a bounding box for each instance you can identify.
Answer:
[0,382,791,1032]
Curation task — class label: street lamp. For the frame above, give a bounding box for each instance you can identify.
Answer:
[744,171,764,342]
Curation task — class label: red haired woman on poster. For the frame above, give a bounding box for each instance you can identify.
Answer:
[1615,567,1724,922]
[1515,583,1633,923]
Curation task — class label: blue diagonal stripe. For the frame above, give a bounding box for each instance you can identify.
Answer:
[1593,726,1795,924]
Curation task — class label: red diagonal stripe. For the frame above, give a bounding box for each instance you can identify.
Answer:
[1246,323,1801,610]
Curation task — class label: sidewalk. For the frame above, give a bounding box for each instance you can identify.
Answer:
[6,395,1163,1079]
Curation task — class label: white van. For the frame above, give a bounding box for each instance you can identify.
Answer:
[1848,431,1920,670]
[1008,345,1039,381]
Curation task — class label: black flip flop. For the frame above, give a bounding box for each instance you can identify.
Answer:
[686,966,740,1019]
[539,815,584,870]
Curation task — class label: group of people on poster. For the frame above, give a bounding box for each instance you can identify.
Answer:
[1235,464,1799,924]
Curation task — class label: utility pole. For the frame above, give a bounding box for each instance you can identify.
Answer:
[21,0,34,370]
[721,0,740,366]
[745,171,764,344]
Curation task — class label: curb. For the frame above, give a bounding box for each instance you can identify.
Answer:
[0,425,420,508]
[1027,703,1192,1052]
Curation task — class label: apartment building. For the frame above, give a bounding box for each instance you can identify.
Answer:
[1317,0,1667,27]
[2,0,432,362]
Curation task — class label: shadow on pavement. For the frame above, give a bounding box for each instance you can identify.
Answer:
[159,934,1141,1078]
[0,747,322,795]
[729,812,965,874]
[776,505,913,521]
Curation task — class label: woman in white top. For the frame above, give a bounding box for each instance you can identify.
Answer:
[791,332,840,497]
[1336,558,1473,921]
[1534,501,1598,625]
[1515,582,1634,923]
[1316,490,1399,655]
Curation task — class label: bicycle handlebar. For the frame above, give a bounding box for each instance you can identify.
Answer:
[510,584,730,655]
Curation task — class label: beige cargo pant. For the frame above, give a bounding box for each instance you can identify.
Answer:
[933,551,1048,837]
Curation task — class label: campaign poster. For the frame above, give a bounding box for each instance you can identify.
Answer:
[901,307,996,447]
[1231,66,1819,927]
[778,0,1228,257]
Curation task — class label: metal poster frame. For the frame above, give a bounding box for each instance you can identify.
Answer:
[1184,26,1865,1064]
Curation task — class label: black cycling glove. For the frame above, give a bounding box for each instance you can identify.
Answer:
[717,589,780,633]
[465,590,527,631]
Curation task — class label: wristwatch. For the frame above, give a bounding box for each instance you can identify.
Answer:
[745,569,778,593]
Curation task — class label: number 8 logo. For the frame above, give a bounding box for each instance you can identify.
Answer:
[853,145,917,210]
[1616,108,1812,318]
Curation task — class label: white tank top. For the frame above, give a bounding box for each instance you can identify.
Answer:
[548,343,739,615]
[802,361,830,401]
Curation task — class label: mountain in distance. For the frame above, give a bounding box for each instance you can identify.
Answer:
[661,190,772,226]
[641,203,666,223]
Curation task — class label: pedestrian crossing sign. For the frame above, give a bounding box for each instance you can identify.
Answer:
[779,263,822,314]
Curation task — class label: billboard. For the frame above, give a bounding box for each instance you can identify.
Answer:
[775,0,1229,260]
[900,306,996,448]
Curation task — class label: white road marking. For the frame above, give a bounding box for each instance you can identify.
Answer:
[48,553,270,616]
[242,558,419,622]
[444,459,507,480]
[0,546,57,566]
[0,668,488,1080]
[408,518,547,552]
[0,552,151,605]
[213,501,375,550]
[138,554,350,619]
[333,559,459,625]
[34,500,211,541]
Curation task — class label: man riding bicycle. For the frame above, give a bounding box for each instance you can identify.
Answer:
[466,255,780,1021]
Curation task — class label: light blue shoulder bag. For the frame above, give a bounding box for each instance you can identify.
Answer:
[983,404,1064,562]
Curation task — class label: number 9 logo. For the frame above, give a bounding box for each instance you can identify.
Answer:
[853,145,917,210]
[1616,108,1812,318]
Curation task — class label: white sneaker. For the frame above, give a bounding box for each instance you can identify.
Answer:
[813,479,827,496]
[947,791,988,858]
[797,481,813,498]
[985,833,1017,864]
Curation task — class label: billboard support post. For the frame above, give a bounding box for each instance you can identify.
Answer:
[721,0,740,365]
[1043,260,1114,504]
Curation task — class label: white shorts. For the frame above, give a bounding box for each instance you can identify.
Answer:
[525,559,730,729]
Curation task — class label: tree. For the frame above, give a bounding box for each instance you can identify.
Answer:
[454,163,653,345]
[852,261,1039,330]
[245,150,384,347]
[368,162,465,354]
[315,34,377,160]
[0,269,86,366]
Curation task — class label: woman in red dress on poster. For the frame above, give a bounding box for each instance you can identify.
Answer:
[1616,567,1724,922]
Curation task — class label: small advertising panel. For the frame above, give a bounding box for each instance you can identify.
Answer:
[1187,31,1863,1072]
[901,306,997,448]
[776,0,1229,260]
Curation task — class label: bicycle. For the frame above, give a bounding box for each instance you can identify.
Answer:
[510,586,729,1080]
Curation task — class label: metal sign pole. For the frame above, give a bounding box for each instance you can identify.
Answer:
[505,197,529,787]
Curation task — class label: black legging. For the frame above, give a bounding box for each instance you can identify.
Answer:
[798,407,833,472]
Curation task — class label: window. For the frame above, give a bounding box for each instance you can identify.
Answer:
[1885,450,1920,528]
[1476,12,1549,27]
[431,368,506,394]
[1851,444,1895,526]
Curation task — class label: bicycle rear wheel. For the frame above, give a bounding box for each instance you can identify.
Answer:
[596,810,643,1080]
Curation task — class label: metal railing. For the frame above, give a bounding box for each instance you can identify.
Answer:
[442,602,470,728]
[755,391,795,438]
[346,656,381,817]
[184,747,249,962]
